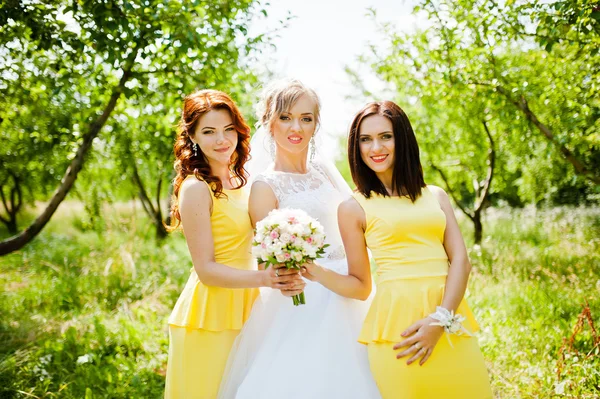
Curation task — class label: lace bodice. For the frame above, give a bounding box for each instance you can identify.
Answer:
[254,163,348,271]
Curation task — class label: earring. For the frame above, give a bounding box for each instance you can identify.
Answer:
[309,135,316,163]
[193,143,198,157]
[269,135,276,159]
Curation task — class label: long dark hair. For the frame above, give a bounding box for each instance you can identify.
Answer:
[348,101,425,202]
[170,89,251,230]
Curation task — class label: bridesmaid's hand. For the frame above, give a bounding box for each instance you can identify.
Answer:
[393,316,444,366]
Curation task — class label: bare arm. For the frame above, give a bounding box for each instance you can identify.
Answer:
[248,179,305,296]
[179,178,297,289]
[303,197,372,300]
[249,180,278,229]
[429,185,472,312]
[248,180,278,271]
[394,185,472,365]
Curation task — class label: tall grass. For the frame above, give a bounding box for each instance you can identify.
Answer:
[0,204,598,398]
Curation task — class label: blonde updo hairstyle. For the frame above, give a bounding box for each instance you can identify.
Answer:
[256,79,322,134]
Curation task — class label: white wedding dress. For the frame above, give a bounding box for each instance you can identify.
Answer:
[218,162,381,399]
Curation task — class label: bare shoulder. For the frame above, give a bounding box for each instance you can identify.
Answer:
[179,176,212,213]
[180,176,210,199]
[427,184,447,198]
[427,185,450,203]
[250,180,276,200]
[338,196,365,222]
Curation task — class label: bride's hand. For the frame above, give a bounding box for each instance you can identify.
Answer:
[301,261,321,282]
[263,266,306,297]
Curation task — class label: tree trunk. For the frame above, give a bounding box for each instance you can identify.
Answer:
[0,51,138,256]
[473,211,483,245]
[0,172,23,235]
[164,176,175,226]
[131,160,167,239]
[431,119,495,245]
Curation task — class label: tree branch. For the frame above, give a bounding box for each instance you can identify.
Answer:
[474,120,495,213]
[155,173,163,223]
[430,162,475,221]
[131,160,157,216]
[0,48,140,255]
[496,86,600,185]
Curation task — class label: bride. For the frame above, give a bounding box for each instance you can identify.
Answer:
[218,79,381,399]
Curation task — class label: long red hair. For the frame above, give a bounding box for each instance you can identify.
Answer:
[169,89,251,230]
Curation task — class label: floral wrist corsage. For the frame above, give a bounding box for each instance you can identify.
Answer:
[428,306,472,347]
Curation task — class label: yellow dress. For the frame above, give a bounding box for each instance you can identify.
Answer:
[165,180,259,399]
[354,187,493,399]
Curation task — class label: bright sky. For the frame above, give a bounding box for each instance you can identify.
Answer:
[253,0,419,144]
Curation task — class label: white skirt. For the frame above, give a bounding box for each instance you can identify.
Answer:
[218,258,381,399]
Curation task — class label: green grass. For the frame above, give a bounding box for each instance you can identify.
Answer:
[0,202,190,398]
[0,204,599,398]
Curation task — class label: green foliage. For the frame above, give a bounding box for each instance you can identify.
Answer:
[466,206,600,398]
[1,205,598,397]
[354,0,600,210]
[0,0,270,237]
[0,203,190,397]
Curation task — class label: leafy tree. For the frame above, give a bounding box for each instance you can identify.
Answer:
[0,0,269,254]
[350,0,600,242]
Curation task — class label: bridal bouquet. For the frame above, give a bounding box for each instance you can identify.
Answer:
[252,208,328,306]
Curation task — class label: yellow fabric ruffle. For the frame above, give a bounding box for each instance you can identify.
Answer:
[359,276,479,344]
[168,269,259,331]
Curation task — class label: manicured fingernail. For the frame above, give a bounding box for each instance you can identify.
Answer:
[401,332,407,336]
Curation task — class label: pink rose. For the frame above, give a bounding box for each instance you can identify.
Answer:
[270,231,279,239]
[261,243,267,249]
[284,253,291,260]
[306,237,313,244]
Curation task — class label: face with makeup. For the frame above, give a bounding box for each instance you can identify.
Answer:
[192,108,238,168]
[270,94,317,158]
[358,114,396,178]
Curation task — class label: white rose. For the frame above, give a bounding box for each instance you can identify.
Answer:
[260,249,270,261]
[280,233,291,244]
[292,251,303,262]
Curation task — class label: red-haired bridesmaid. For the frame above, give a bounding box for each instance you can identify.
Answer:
[164,89,305,399]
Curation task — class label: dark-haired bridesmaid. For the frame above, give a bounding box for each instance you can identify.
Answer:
[303,101,492,398]
[164,89,305,399]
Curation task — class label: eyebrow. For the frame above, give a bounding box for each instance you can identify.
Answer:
[202,123,234,130]
[281,111,314,116]
[359,131,393,136]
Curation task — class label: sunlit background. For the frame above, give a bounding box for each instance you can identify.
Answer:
[1,1,598,398]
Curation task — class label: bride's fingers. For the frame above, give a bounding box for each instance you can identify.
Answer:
[281,281,306,291]
[276,268,300,276]
[274,282,295,290]
[275,276,299,285]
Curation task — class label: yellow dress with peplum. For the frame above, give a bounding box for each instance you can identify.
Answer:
[353,187,493,399]
[165,179,259,399]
